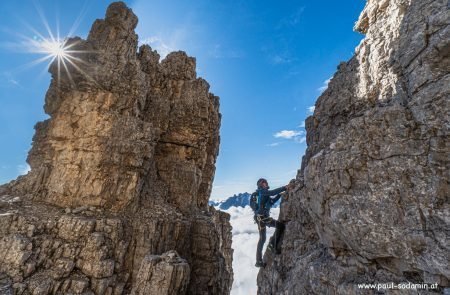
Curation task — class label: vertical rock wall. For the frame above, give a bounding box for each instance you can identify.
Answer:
[258,0,449,294]
[0,2,232,294]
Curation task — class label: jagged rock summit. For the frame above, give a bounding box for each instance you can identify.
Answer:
[0,2,233,294]
[258,0,449,294]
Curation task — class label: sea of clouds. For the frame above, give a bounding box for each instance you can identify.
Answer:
[219,206,279,295]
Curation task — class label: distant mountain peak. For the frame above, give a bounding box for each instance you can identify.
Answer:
[209,192,280,210]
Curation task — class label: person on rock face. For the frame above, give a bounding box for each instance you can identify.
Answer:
[252,178,292,268]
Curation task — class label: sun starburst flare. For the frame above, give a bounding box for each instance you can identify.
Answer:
[41,39,68,59]
[2,1,94,85]
[20,33,94,87]
[27,36,75,64]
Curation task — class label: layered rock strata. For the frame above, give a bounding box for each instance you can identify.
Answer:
[258,0,449,294]
[131,251,190,295]
[0,2,233,294]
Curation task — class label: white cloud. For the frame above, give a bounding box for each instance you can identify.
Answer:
[276,7,305,29]
[220,206,279,295]
[317,77,332,93]
[299,121,305,128]
[273,129,306,145]
[208,44,245,59]
[307,105,315,114]
[134,1,217,62]
[8,78,19,86]
[266,142,281,147]
[1,72,20,88]
[274,130,301,139]
[17,164,30,175]
[294,136,306,143]
[270,54,294,65]
[139,36,175,59]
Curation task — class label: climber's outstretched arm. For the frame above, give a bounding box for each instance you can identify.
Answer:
[270,193,283,205]
[264,186,287,197]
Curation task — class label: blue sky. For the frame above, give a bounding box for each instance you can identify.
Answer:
[0,0,365,200]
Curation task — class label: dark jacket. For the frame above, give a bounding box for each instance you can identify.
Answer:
[255,186,286,216]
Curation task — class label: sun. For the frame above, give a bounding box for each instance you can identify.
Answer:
[41,39,68,59]
[5,1,94,85]
[20,32,95,87]
[29,36,88,85]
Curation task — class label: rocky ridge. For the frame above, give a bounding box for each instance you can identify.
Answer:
[258,0,449,294]
[0,2,232,294]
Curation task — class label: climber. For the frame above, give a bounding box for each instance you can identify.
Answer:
[252,178,292,268]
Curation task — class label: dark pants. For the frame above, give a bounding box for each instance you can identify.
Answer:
[255,215,285,262]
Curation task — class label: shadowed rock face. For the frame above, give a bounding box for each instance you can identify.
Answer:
[0,2,232,294]
[258,0,449,294]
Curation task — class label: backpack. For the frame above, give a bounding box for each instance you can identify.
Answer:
[250,192,259,213]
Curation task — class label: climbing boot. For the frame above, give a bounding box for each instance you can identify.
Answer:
[255,260,266,268]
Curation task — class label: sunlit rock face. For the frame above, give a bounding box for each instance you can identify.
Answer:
[0,2,232,294]
[258,0,449,294]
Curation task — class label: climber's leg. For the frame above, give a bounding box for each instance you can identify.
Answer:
[273,220,285,253]
[255,216,267,267]
[267,219,285,254]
